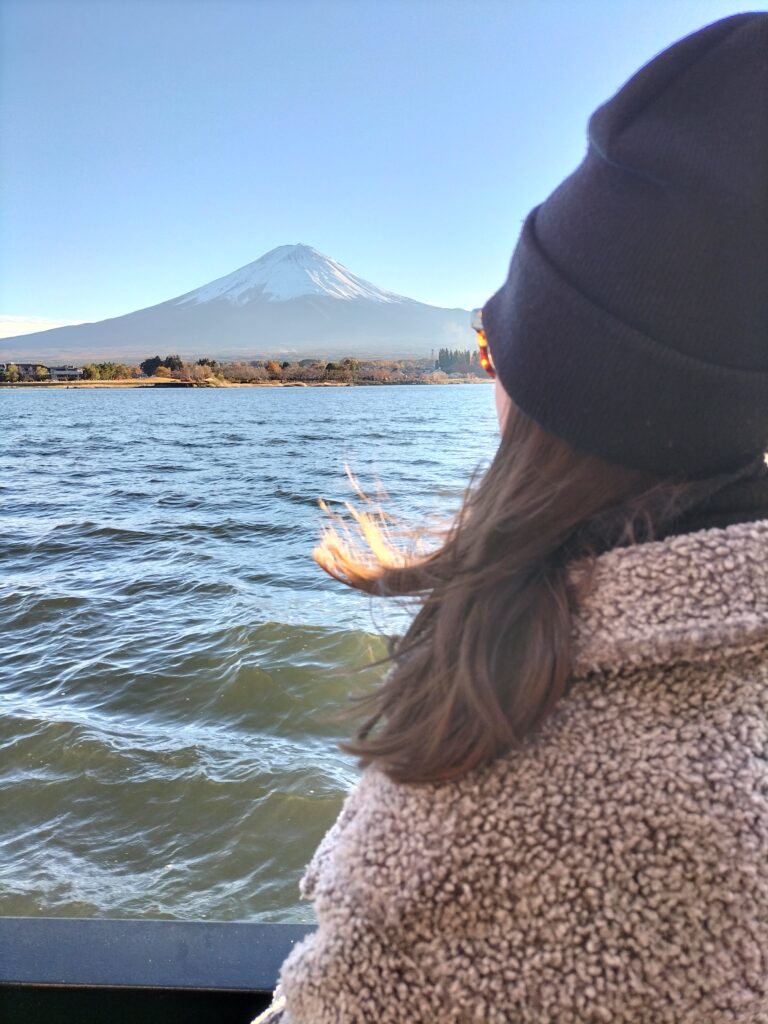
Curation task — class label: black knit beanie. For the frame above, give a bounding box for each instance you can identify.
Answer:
[482,12,768,478]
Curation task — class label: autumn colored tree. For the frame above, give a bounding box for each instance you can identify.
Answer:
[83,362,131,380]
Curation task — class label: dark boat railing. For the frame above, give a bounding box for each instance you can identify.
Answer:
[0,916,314,1024]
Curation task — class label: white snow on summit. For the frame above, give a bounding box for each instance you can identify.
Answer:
[175,244,409,306]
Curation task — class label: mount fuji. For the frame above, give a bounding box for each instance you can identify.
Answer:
[3,245,472,363]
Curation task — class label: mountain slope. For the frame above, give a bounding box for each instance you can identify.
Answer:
[175,244,406,305]
[3,245,471,362]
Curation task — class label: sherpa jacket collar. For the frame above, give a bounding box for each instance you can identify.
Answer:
[569,519,768,679]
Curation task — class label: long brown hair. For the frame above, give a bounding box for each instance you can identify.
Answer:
[315,400,722,785]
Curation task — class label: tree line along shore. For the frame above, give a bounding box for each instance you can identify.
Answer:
[0,349,489,386]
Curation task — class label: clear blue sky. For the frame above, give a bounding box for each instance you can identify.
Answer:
[2,0,764,325]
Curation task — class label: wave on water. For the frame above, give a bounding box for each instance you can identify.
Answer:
[0,384,497,920]
[0,619,389,922]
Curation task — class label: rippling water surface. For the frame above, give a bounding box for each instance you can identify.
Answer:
[1,384,497,921]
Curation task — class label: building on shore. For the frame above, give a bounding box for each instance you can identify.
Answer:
[0,362,45,379]
[0,362,84,381]
[49,366,84,381]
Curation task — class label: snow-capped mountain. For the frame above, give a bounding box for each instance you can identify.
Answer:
[3,245,471,363]
[176,244,407,305]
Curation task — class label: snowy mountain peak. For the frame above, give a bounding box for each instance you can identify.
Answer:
[175,244,409,306]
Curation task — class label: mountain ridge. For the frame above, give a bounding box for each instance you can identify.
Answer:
[2,245,471,363]
[173,244,412,306]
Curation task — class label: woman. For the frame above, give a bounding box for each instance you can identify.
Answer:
[259,12,768,1023]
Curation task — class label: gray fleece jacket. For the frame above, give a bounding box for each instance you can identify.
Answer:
[275,520,768,1023]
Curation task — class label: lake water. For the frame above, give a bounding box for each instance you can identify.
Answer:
[0,384,497,922]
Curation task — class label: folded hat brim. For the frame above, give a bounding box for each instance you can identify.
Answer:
[483,207,768,478]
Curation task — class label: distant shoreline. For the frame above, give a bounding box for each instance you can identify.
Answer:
[0,376,491,389]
